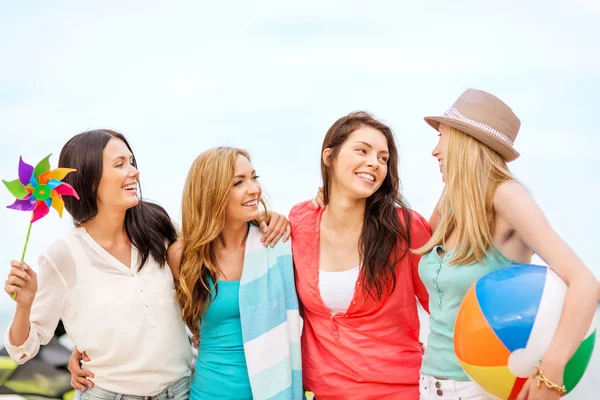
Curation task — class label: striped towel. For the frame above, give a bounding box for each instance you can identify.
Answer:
[239,225,304,400]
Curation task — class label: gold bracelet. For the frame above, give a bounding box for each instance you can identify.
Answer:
[533,364,567,395]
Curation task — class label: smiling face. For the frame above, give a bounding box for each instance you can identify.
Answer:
[324,125,389,201]
[432,123,451,182]
[96,138,140,212]
[224,154,262,224]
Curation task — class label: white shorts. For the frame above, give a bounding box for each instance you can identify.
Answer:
[419,374,495,400]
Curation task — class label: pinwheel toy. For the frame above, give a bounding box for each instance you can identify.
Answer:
[3,154,79,299]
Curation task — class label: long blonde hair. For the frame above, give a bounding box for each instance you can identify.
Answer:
[415,128,516,265]
[177,147,267,336]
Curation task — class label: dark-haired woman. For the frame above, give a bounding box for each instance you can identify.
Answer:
[3,130,290,400]
[290,112,431,400]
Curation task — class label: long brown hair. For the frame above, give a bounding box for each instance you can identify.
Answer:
[321,111,412,300]
[59,130,176,270]
[414,127,516,264]
[177,147,267,337]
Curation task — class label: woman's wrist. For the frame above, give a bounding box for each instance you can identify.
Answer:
[541,346,570,371]
[533,363,566,394]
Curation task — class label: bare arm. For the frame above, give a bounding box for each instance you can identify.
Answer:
[410,211,432,313]
[495,182,600,397]
[167,240,184,282]
[9,304,33,348]
[168,240,201,350]
[428,192,444,232]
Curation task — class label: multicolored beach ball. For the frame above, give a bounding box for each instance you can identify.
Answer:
[454,264,596,399]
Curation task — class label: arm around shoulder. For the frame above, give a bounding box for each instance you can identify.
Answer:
[409,209,433,245]
[167,240,185,282]
[407,209,432,313]
[428,194,444,233]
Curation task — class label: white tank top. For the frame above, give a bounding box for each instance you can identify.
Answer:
[319,266,360,314]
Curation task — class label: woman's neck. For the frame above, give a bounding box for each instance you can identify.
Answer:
[322,191,365,234]
[80,207,127,245]
[217,219,249,250]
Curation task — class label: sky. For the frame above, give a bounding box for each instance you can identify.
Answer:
[0,0,598,396]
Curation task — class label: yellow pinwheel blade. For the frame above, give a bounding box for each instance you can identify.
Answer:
[40,168,77,184]
[50,192,65,217]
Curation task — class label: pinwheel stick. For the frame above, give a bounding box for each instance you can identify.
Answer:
[12,222,33,301]
[4,154,79,301]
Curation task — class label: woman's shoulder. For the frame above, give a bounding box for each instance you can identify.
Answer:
[246,224,292,256]
[167,239,184,280]
[494,180,529,203]
[33,228,83,276]
[395,207,431,236]
[289,201,321,247]
[289,200,321,234]
[289,200,319,226]
[42,228,80,259]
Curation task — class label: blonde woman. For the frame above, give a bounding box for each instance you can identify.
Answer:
[168,147,303,400]
[416,89,600,399]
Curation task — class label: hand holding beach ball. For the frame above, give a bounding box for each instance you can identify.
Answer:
[454,264,596,399]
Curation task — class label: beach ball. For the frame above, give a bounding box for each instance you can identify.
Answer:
[454,264,596,399]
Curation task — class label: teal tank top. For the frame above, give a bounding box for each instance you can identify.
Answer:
[190,280,252,400]
[418,245,517,380]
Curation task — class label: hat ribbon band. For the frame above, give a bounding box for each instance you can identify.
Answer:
[443,106,514,146]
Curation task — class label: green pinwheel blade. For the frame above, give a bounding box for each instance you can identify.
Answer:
[33,154,52,180]
[2,179,28,200]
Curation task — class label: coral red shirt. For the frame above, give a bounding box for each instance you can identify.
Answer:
[289,202,431,400]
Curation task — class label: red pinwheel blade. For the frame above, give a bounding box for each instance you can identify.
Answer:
[54,182,79,199]
[31,200,50,223]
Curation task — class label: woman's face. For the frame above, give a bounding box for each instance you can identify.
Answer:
[224,154,262,223]
[325,126,389,200]
[432,123,451,182]
[96,138,140,211]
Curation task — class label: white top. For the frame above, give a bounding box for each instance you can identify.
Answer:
[318,266,360,314]
[3,227,192,396]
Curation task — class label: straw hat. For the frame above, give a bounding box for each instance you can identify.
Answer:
[424,88,521,161]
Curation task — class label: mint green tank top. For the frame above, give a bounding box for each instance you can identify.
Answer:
[418,245,517,380]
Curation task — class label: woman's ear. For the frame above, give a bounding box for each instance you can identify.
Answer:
[322,148,332,167]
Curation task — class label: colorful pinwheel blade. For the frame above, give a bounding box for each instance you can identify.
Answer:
[33,154,51,181]
[50,192,64,217]
[2,179,28,200]
[53,182,79,199]
[31,200,49,223]
[40,168,76,184]
[6,154,80,224]
[47,179,62,189]
[7,199,36,211]
[18,157,34,186]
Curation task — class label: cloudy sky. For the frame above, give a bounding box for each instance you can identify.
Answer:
[0,0,598,394]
